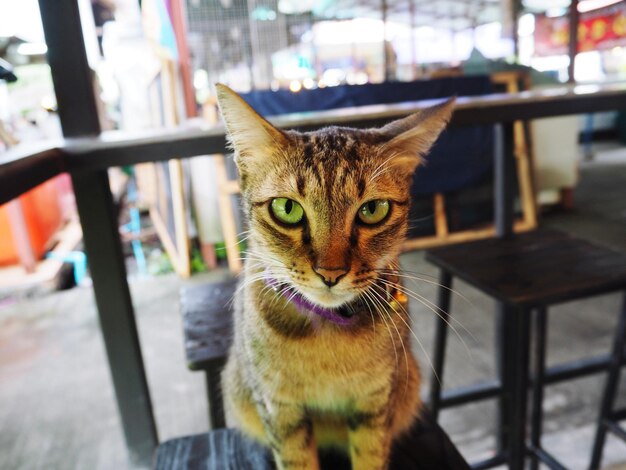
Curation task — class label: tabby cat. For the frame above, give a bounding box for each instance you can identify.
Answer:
[216,84,455,470]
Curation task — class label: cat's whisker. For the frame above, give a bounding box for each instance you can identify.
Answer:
[240,261,292,283]
[377,268,476,310]
[379,276,469,337]
[224,229,253,249]
[256,285,279,312]
[231,275,267,305]
[242,251,286,267]
[268,282,295,311]
[350,288,376,333]
[366,284,410,395]
[281,287,301,313]
[362,286,400,371]
[233,269,290,299]
[377,268,479,344]
[382,277,478,347]
[369,154,396,182]
[374,269,468,314]
[369,282,442,388]
[407,214,434,224]
[378,279,475,361]
[258,279,284,301]
[369,150,403,184]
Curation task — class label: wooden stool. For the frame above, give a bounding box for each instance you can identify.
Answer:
[425,229,626,469]
[180,277,238,429]
[153,409,471,470]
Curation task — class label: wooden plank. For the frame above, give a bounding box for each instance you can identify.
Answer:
[491,71,538,230]
[224,180,240,195]
[214,155,243,274]
[433,193,449,237]
[150,208,182,274]
[402,219,534,251]
[57,83,626,172]
[154,409,471,470]
[168,159,191,278]
[425,229,626,307]
[5,83,626,205]
[568,0,580,83]
[180,279,237,370]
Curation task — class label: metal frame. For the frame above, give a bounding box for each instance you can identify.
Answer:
[429,282,626,469]
[206,358,227,429]
[590,294,626,469]
[36,0,157,466]
[429,270,452,422]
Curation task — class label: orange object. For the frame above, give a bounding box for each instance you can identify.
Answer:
[0,178,63,266]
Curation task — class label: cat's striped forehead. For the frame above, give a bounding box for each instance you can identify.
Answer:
[287,127,388,197]
[297,127,386,158]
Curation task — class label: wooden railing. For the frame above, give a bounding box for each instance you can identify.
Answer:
[4,81,626,206]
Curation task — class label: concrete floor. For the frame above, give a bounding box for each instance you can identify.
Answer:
[1,145,626,469]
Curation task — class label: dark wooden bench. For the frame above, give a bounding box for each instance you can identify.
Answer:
[180,277,238,429]
[154,409,471,470]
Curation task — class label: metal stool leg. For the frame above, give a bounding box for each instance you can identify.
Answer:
[429,270,453,422]
[496,301,512,453]
[508,306,531,470]
[590,293,626,470]
[206,358,227,429]
[530,307,548,470]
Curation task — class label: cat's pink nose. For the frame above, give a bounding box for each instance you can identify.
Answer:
[314,266,349,288]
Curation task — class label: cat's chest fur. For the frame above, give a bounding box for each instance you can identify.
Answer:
[243,311,396,408]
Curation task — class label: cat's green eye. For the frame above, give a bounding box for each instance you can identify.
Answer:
[358,199,390,225]
[271,198,304,225]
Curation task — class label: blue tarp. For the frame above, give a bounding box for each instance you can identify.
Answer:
[240,77,494,196]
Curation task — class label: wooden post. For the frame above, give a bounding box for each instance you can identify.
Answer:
[382,0,391,82]
[568,0,580,83]
[214,155,243,274]
[433,193,449,238]
[409,0,417,79]
[511,0,521,61]
[170,0,197,118]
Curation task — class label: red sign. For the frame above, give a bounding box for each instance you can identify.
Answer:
[535,1,626,56]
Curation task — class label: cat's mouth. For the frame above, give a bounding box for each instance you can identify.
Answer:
[264,275,358,326]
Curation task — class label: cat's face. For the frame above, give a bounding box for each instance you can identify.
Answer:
[216,84,454,309]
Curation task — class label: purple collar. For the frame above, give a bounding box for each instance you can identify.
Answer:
[263,275,355,326]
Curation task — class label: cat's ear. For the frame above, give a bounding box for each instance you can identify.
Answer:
[215,83,288,173]
[378,97,456,175]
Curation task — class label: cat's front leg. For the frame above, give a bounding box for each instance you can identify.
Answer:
[347,389,393,470]
[255,396,319,470]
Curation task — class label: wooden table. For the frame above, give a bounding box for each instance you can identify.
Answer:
[3,83,626,468]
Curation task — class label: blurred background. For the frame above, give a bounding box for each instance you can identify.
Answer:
[2,0,626,286]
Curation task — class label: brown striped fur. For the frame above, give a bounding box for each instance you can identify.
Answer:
[216,84,454,470]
